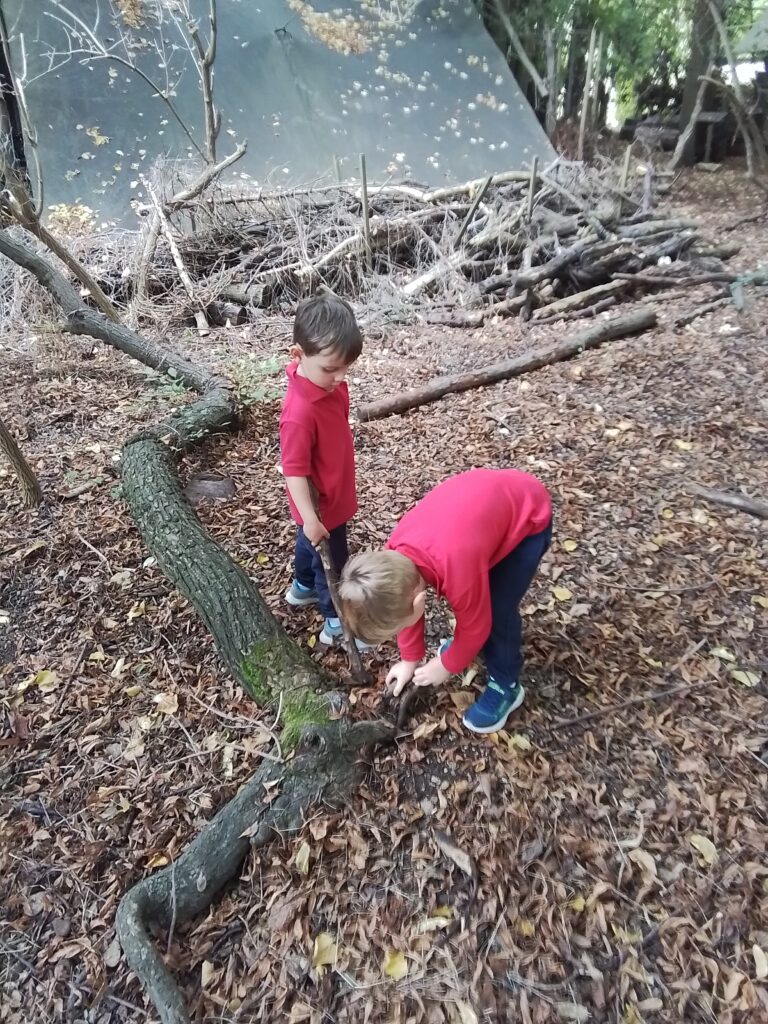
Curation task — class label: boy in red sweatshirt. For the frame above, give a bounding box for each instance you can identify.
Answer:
[279,289,368,648]
[339,468,552,733]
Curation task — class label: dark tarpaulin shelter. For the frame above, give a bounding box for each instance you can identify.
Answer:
[6,0,553,219]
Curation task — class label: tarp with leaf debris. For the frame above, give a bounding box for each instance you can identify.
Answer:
[7,0,553,219]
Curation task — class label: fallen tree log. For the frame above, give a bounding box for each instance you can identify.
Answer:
[0,225,397,1024]
[357,309,657,422]
[685,483,768,519]
[531,280,626,319]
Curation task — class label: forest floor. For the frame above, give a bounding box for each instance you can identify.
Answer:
[1,164,767,1024]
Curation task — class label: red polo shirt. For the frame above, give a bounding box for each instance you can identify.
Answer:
[279,362,357,530]
[386,469,552,673]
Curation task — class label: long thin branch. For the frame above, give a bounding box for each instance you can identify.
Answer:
[0,229,214,391]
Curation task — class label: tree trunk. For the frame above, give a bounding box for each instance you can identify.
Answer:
[0,222,397,1024]
[677,0,719,166]
[357,310,657,421]
[0,414,42,507]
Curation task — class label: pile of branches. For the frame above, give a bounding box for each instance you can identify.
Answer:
[127,158,749,333]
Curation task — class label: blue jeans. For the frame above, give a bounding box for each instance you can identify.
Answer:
[481,521,552,688]
[294,523,349,619]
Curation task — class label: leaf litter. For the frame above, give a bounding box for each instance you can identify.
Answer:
[1,167,768,1023]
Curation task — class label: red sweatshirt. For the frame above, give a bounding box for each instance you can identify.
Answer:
[386,469,551,673]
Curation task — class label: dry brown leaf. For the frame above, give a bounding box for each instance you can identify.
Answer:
[434,830,476,878]
[201,960,215,988]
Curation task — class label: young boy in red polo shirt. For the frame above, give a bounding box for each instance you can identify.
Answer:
[338,468,552,733]
[280,289,369,647]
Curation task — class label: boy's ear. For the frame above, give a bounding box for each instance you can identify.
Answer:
[412,590,426,618]
[288,343,303,361]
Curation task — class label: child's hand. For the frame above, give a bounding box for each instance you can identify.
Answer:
[413,656,451,688]
[304,516,330,546]
[386,660,418,696]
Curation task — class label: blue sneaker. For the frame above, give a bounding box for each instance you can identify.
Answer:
[285,579,318,607]
[319,617,374,651]
[463,679,525,734]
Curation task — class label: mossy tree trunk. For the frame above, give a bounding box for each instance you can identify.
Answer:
[0,225,395,1024]
[0,414,42,507]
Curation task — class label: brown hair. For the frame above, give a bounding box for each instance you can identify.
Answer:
[339,550,420,644]
[293,287,363,363]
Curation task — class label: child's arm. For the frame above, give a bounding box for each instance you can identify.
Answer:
[284,476,329,546]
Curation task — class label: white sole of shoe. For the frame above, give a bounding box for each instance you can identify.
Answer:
[285,589,318,607]
[318,628,374,652]
[462,685,525,734]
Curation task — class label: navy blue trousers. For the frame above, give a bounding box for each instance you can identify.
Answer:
[481,521,552,688]
[294,523,349,619]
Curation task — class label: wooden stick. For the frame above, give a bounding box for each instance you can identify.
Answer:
[531,295,617,326]
[493,0,548,97]
[672,297,729,327]
[315,540,369,682]
[620,142,633,191]
[455,174,492,248]
[550,640,708,730]
[578,25,597,161]
[147,183,209,335]
[590,31,603,128]
[359,153,372,272]
[356,310,656,422]
[685,483,768,519]
[526,156,539,223]
[531,280,626,319]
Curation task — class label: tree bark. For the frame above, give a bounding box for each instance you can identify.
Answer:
[0,414,42,507]
[0,223,397,1024]
[677,0,719,167]
[685,483,768,519]
[357,310,657,422]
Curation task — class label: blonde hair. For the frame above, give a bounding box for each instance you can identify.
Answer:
[339,550,420,643]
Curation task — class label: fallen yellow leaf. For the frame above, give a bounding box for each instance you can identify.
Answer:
[751,595,768,609]
[730,669,759,687]
[146,852,169,869]
[562,539,578,552]
[517,918,535,937]
[256,553,268,564]
[507,733,532,752]
[124,684,142,697]
[382,948,408,980]
[294,840,310,877]
[307,634,317,649]
[568,895,585,912]
[127,601,146,621]
[552,586,573,602]
[710,646,736,662]
[689,833,718,866]
[674,439,693,450]
[312,932,337,968]
[154,692,179,715]
[201,960,215,988]
[753,944,768,980]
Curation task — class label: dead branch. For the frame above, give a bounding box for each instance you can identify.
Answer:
[0,414,42,507]
[148,183,210,334]
[357,310,657,422]
[685,483,768,519]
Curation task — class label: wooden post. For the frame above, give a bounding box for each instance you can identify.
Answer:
[333,154,342,184]
[359,153,372,271]
[545,27,557,138]
[578,25,597,162]
[526,156,539,223]
[590,31,603,129]
[455,174,492,247]
[620,142,633,190]
[492,0,548,97]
